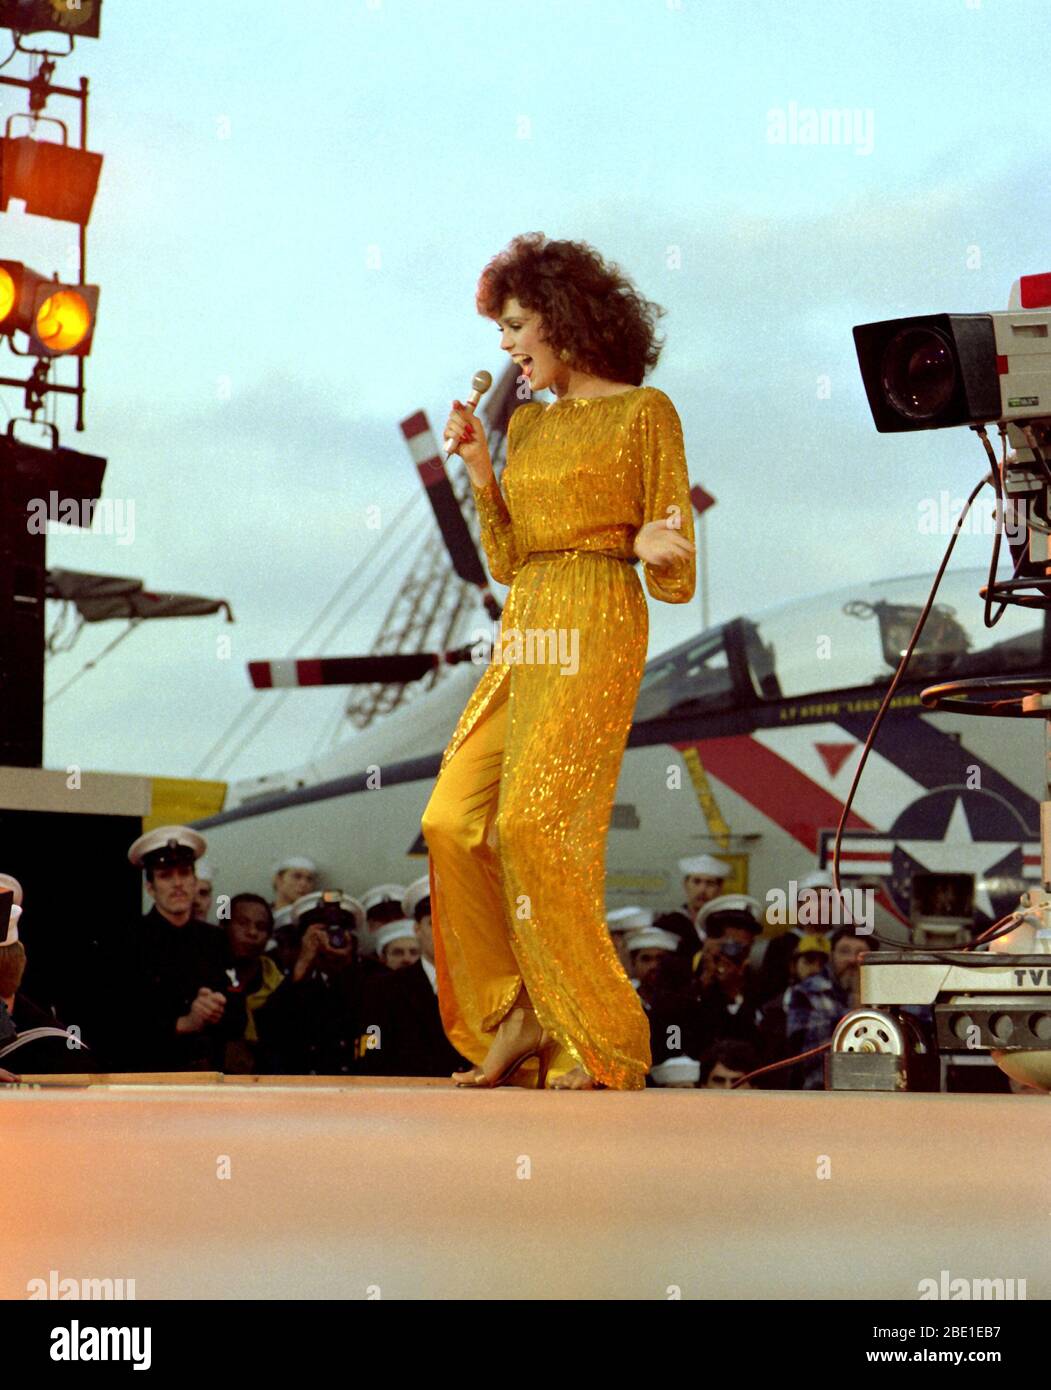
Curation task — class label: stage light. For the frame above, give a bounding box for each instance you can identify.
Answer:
[30,282,97,354]
[0,259,98,355]
[0,261,17,328]
[0,135,103,225]
[0,0,102,39]
[0,257,37,335]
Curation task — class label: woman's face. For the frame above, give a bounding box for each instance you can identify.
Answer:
[496,296,564,393]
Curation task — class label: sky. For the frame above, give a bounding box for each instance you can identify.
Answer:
[2,0,1050,785]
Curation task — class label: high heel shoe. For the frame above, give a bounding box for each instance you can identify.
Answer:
[453,1017,559,1089]
[533,1029,559,1090]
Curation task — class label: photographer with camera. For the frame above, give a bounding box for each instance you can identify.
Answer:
[688,895,765,1055]
[254,890,388,1075]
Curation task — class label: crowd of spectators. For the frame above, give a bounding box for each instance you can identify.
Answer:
[0,836,951,1089]
[613,855,880,1089]
[0,833,468,1081]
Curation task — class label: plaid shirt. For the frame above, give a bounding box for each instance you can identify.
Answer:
[786,967,852,1089]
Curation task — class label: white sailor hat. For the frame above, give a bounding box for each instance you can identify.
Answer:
[625,926,680,954]
[678,854,731,879]
[1,901,21,947]
[360,883,407,915]
[375,918,419,956]
[271,855,318,876]
[195,858,215,884]
[650,1055,701,1086]
[799,869,834,891]
[0,873,24,907]
[695,893,763,936]
[401,874,431,921]
[128,825,207,871]
[607,906,653,933]
[290,890,366,934]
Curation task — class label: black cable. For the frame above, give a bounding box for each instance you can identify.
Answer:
[830,464,989,898]
[730,1040,831,1089]
[861,913,1025,963]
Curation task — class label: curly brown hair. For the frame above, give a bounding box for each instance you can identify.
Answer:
[475,232,666,387]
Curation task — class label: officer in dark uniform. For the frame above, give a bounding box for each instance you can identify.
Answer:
[115,825,231,1072]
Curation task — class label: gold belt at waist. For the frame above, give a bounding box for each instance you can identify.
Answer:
[525,548,638,565]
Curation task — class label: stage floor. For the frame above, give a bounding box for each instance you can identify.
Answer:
[2,1079,1048,1300]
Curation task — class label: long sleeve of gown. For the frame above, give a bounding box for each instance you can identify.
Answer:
[470,470,521,586]
[637,389,696,604]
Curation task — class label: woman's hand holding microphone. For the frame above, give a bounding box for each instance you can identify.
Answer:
[444,399,493,488]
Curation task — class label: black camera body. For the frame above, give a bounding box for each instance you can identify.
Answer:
[300,891,356,951]
[715,937,749,966]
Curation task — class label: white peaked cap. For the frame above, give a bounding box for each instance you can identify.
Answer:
[375,919,419,955]
[360,883,407,914]
[1,901,21,947]
[695,893,763,934]
[607,906,653,932]
[650,1055,701,1085]
[272,855,318,875]
[625,926,680,953]
[679,854,731,879]
[128,825,206,869]
[401,874,431,919]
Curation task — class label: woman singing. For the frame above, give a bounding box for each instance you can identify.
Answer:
[421,233,696,1090]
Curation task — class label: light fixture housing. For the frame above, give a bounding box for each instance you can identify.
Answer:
[0,0,102,38]
[0,259,99,356]
[0,136,103,225]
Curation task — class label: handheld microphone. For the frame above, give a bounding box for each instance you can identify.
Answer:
[444,369,493,462]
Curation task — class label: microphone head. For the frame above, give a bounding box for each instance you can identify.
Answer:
[471,369,493,395]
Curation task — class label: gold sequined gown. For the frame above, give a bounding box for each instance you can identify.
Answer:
[421,386,696,1089]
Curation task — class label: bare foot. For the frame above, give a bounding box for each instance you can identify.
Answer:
[549,1065,604,1090]
[452,1005,542,1086]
